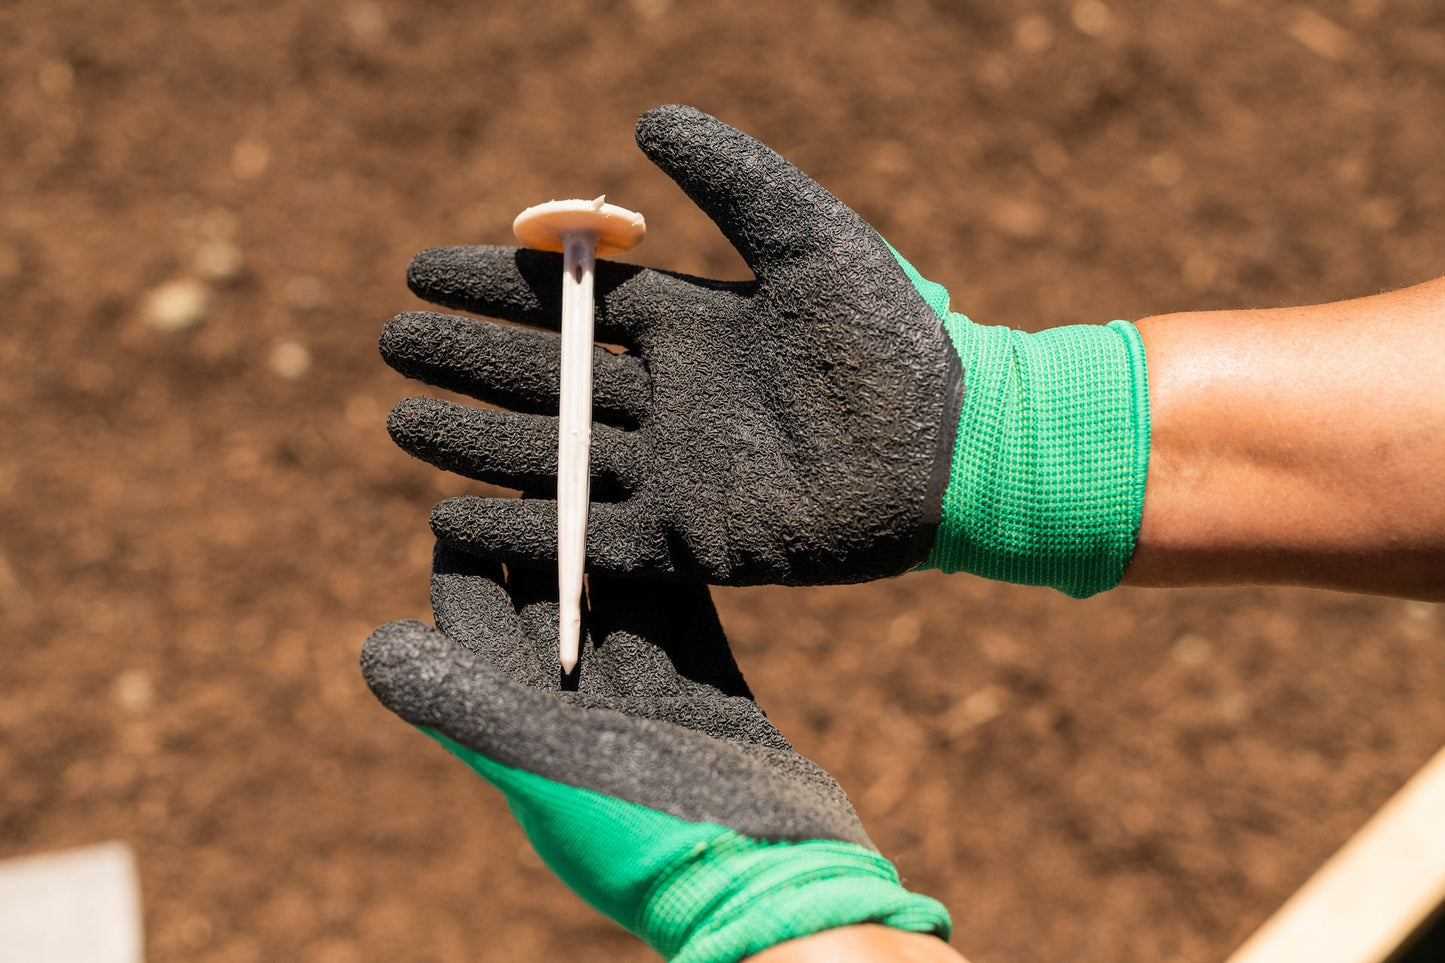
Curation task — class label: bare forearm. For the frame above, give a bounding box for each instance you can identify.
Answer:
[1124,277,1445,600]
[749,925,969,962]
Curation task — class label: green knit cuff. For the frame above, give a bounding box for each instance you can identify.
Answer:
[922,315,1150,597]
[647,837,951,963]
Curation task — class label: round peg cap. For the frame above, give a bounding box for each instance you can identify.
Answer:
[512,197,646,257]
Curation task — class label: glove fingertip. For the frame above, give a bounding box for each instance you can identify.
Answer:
[360,619,451,718]
[385,394,433,440]
[633,104,733,189]
[632,104,854,275]
[634,103,709,148]
[405,246,466,297]
[379,310,443,364]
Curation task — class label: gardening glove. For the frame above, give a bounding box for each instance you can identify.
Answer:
[383,104,1150,597]
[360,545,951,963]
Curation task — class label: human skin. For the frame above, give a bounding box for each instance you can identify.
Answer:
[1123,276,1445,601]
[750,925,971,962]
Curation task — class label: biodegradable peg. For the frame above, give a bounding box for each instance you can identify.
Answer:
[512,197,646,673]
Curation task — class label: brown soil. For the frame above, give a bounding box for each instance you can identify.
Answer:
[3,2,1443,961]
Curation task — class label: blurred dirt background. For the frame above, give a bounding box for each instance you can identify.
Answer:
[2,1,1444,961]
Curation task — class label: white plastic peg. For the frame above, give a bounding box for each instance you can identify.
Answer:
[512,197,646,673]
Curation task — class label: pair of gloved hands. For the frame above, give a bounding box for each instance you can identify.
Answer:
[363,105,1151,961]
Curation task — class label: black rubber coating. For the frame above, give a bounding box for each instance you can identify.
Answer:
[360,545,875,847]
[383,104,964,586]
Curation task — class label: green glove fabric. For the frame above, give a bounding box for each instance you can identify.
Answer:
[892,252,1151,598]
[361,546,950,962]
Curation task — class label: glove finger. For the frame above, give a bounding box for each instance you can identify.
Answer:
[429,496,673,577]
[406,245,727,341]
[498,566,746,702]
[381,311,650,428]
[388,397,641,501]
[431,547,593,691]
[501,562,575,686]
[428,543,544,685]
[362,617,563,769]
[490,563,705,698]
[586,575,753,700]
[406,246,624,338]
[360,617,870,846]
[634,104,862,275]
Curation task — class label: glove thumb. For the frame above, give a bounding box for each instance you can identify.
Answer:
[634,104,864,274]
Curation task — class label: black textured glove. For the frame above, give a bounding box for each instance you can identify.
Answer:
[361,546,951,961]
[382,104,963,586]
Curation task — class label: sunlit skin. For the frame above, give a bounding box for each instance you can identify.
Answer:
[751,278,1445,961]
[751,925,971,962]
[1125,276,1445,601]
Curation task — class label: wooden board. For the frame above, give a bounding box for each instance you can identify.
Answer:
[0,841,143,963]
[1226,745,1445,963]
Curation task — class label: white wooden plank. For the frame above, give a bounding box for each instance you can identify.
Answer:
[0,841,143,963]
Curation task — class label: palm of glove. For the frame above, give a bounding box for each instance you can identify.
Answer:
[382,104,963,585]
[361,544,872,848]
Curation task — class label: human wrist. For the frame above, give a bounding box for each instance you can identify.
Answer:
[1124,290,1445,600]
[748,924,968,962]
